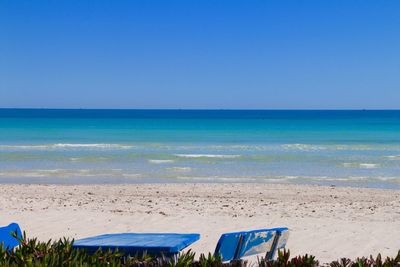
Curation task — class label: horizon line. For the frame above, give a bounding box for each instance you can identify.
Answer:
[1,108,400,111]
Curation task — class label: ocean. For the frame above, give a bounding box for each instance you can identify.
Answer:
[0,109,399,189]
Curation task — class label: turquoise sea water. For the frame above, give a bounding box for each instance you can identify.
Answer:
[1,109,400,188]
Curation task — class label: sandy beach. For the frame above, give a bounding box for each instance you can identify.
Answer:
[0,183,399,263]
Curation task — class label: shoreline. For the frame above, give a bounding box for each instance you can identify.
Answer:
[0,180,398,190]
[1,183,399,263]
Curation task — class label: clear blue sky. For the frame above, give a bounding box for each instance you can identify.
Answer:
[1,0,399,109]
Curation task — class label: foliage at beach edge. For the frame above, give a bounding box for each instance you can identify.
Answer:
[0,232,400,267]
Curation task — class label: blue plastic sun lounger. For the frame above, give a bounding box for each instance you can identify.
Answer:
[0,223,22,251]
[214,227,289,262]
[73,233,200,256]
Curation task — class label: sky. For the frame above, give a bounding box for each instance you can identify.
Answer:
[1,0,400,109]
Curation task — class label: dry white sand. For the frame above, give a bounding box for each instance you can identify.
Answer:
[1,183,399,263]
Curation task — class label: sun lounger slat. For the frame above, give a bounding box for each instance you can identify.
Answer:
[73,233,200,255]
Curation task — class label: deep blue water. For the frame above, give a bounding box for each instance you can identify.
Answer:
[0,109,399,188]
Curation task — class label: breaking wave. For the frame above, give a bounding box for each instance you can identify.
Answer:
[148,159,175,164]
[342,162,381,169]
[0,143,135,150]
[174,154,241,158]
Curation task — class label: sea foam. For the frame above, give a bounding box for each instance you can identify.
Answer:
[174,154,240,158]
[148,159,175,164]
[0,143,134,150]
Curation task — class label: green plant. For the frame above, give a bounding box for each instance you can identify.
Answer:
[330,258,352,267]
[0,232,399,267]
[0,231,124,266]
[198,252,224,267]
[170,250,196,267]
[258,250,318,267]
[330,251,400,267]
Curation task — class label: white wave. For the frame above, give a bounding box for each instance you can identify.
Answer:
[176,176,257,182]
[148,159,175,164]
[0,169,126,178]
[337,144,400,151]
[52,143,134,149]
[166,167,192,172]
[359,163,380,169]
[282,143,400,151]
[315,176,368,182]
[0,143,134,150]
[376,176,400,182]
[121,173,142,178]
[281,144,327,151]
[276,175,302,180]
[0,171,48,177]
[384,155,400,160]
[342,162,380,169]
[176,175,306,182]
[174,154,240,158]
[0,145,50,150]
[334,145,373,151]
[342,163,353,168]
[174,175,400,184]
